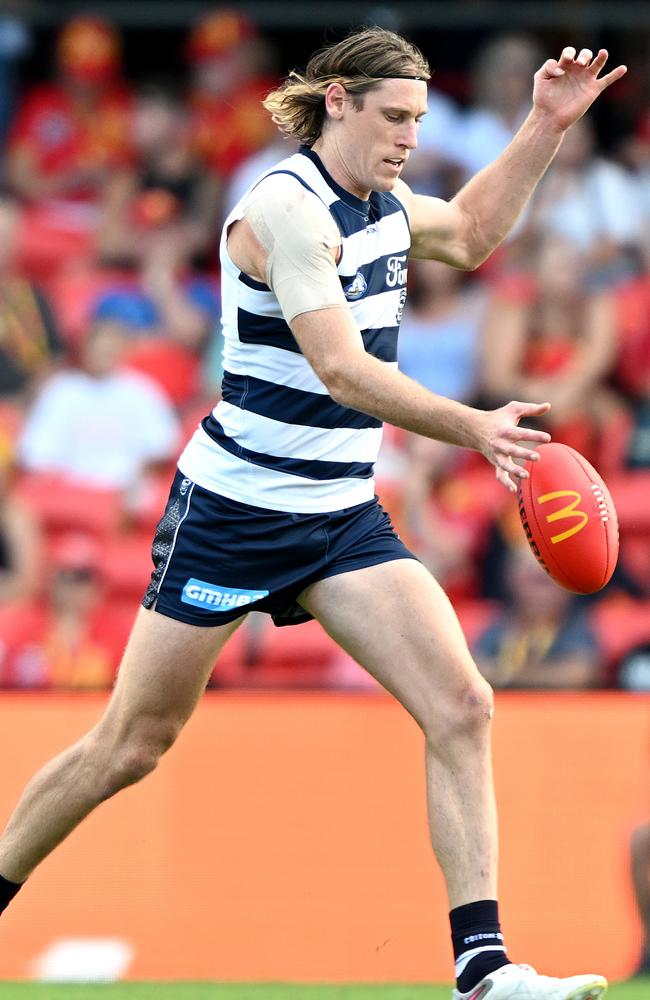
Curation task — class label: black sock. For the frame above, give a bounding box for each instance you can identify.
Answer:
[450,899,511,993]
[0,874,24,915]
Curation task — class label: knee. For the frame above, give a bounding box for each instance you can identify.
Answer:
[93,719,180,799]
[419,674,494,749]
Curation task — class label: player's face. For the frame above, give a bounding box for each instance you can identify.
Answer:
[323,79,428,199]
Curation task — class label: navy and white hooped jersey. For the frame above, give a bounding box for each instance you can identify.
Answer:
[178,147,411,513]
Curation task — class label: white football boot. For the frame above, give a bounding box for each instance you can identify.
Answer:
[452,964,607,1000]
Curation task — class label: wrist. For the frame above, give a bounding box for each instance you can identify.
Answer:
[525,105,568,140]
[437,399,487,452]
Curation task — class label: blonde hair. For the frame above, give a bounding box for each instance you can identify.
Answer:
[263,27,431,147]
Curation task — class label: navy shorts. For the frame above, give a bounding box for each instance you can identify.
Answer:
[142,470,417,627]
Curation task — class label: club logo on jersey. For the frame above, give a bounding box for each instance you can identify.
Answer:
[396,288,407,324]
[343,272,368,300]
[537,490,589,544]
[386,254,408,288]
[181,578,269,611]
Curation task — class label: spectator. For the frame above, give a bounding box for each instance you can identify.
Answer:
[187,9,277,191]
[92,230,220,354]
[99,82,221,267]
[523,116,642,286]
[398,438,488,597]
[454,34,543,178]
[479,235,624,469]
[0,533,127,689]
[17,319,180,492]
[6,15,134,276]
[473,543,603,689]
[88,229,221,406]
[399,85,465,198]
[630,819,650,976]
[399,258,486,404]
[0,194,64,407]
[620,107,650,266]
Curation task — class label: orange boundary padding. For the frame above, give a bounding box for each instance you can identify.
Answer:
[0,691,647,982]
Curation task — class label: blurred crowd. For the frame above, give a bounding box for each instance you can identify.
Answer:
[0,10,649,692]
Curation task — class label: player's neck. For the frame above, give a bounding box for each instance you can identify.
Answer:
[310,139,371,202]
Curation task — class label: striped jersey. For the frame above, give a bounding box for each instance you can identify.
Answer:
[178,147,411,513]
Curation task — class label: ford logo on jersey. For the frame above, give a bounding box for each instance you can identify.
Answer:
[181,579,269,611]
[343,272,367,300]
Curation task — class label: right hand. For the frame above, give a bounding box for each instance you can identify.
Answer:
[477,400,552,493]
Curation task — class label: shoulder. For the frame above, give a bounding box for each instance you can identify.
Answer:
[391,179,414,216]
[249,170,324,210]
[246,172,340,249]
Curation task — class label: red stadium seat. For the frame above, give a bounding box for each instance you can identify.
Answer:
[251,618,338,671]
[122,339,201,406]
[239,617,341,687]
[590,597,650,677]
[44,265,128,348]
[15,473,123,538]
[209,622,250,687]
[454,599,500,646]
[101,532,153,601]
[608,472,650,534]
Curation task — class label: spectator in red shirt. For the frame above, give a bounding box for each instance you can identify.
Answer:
[98,82,221,268]
[6,15,134,276]
[479,235,625,470]
[187,9,277,188]
[0,533,129,689]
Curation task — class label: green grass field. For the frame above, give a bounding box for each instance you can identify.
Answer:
[0,982,647,1000]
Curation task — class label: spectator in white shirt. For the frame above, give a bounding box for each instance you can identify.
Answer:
[524,115,643,286]
[18,320,181,491]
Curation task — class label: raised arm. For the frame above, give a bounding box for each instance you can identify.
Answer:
[397,47,627,269]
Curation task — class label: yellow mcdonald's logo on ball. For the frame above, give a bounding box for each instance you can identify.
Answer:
[537,490,589,544]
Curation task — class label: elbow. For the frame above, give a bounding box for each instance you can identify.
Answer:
[454,255,484,273]
[319,365,350,405]
[452,208,494,271]
[453,238,492,272]
[313,358,357,406]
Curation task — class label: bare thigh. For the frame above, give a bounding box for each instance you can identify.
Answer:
[299,559,486,730]
[96,606,245,747]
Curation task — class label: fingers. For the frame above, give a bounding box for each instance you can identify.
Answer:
[589,49,609,74]
[589,49,628,88]
[599,64,628,90]
[542,47,593,79]
[543,58,565,79]
[559,46,595,69]
[496,466,518,494]
[501,442,544,463]
[548,46,627,87]
[509,400,552,419]
[513,426,552,444]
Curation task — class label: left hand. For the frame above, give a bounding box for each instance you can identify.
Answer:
[532,47,627,132]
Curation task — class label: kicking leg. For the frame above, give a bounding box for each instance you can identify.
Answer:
[300,558,496,908]
[299,559,607,1000]
[0,607,242,885]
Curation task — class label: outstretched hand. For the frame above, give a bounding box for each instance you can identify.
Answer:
[533,47,627,132]
[479,401,552,493]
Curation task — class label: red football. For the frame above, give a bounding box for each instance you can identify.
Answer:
[517,442,619,594]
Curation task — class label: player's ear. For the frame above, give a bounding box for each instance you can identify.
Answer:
[324,82,347,121]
